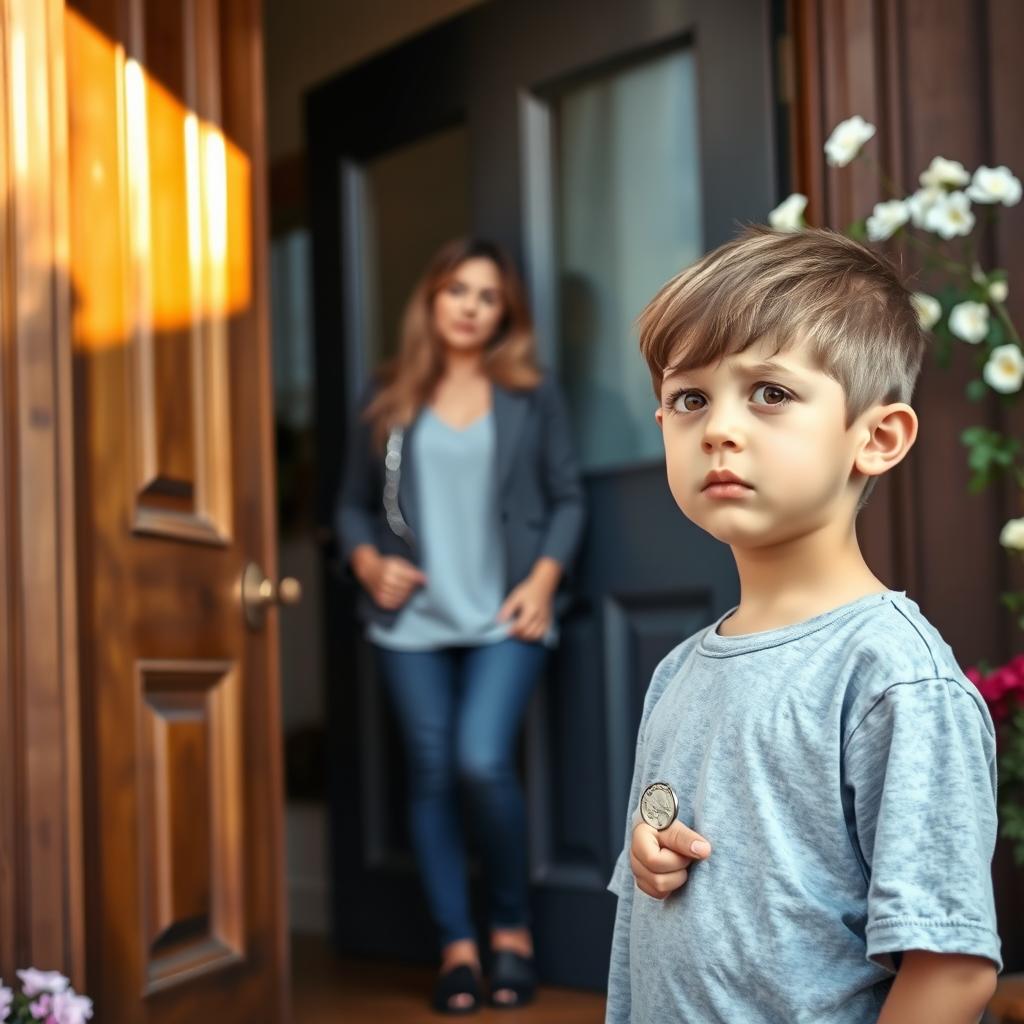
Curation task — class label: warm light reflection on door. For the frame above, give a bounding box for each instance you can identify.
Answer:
[67,10,250,351]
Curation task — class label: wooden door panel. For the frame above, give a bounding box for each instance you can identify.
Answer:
[125,0,233,542]
[67,0,286,1019]
[137,661,245,994]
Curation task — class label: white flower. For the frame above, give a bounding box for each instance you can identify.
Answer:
[919,156,971,188]
[906,186,945,228]
[948,300,990,344]
[51,989,94,1024]
[911,293,942,331]
[984,344,1024,394]
[17,969,69,997]
[967,165,1022,206]
[1000,517,1024,551]
[866,199,910,241]
[1,984,12,1023]
[923,190,975,238]
[824,115,876,167]
[768,193,808,232]
[990,280,1009,303]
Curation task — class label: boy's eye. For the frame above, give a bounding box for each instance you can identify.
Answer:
[668,390,706,413]
[752,384,792,406]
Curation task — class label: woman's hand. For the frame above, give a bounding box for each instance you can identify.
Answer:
[498,557,561,641]
[352,545,426,610]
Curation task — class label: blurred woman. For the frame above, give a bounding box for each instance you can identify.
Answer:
[336,238,584,1014]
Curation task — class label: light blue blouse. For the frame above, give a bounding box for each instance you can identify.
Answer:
[368,409,511,651]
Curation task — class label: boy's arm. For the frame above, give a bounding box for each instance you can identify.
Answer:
[877,950,997,1024]
[843,676,1001,1017]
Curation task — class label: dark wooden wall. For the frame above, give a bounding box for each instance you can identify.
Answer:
[792,0,1024,665]
[790,0,1024,966]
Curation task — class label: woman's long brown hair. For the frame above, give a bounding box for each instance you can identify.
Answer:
[364,238,541,449]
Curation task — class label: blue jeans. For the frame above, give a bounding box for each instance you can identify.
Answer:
[374,639,548,948]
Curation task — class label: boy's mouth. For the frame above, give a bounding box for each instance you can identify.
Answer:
[702,469,752,489]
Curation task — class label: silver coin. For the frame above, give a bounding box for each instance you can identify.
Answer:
[639,782,678,831]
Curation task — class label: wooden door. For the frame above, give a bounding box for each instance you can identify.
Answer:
[66,0,288,1020]
[308,0,774,988]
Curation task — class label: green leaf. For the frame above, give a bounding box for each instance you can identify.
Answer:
[987,317,1007,347]
[846,218,868,241]
[966,379,988,402]
[932,332,953,368]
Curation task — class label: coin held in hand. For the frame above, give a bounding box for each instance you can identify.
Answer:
[640,782,678,831]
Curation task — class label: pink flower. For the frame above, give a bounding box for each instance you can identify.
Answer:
[17,970,69,998]
[1,984,13,1022]
[982,667,1017,703]
[966,656,1024,713]
[1009,655,1024,685]
[29,993,52,1019]
[51,990,93,1024]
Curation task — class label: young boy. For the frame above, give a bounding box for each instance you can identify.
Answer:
[607,227,1001,1023]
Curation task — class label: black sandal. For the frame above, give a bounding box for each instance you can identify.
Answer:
[432,963,482,1015]
[488,950,537,1009]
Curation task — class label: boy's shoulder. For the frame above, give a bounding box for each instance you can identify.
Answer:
[643,592,984,733]
[830,591,985,736]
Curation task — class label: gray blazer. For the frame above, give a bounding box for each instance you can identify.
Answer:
[336,375,585,628]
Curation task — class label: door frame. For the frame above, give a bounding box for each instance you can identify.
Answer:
[0,0,86,985]
[307,0,779,987]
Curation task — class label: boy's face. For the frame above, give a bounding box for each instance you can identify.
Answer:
[655,337,870,549]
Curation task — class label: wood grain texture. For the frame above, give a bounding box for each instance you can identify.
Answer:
[68,0,288,1018]
[789,0,1020,666]
[0,0,86,986]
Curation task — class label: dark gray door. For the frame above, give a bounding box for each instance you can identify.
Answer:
[308,0,777,988]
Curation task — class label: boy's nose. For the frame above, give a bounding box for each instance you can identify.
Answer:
[701,411,745,452]
[702,435,740,452]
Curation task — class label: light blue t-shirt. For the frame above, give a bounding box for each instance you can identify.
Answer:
[368,409,510,651]
[606,590,1000,1024]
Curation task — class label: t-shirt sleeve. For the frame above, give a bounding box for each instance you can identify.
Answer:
[844,677,1002,972]
[605,716,644,1022]
[605,870,633,1024]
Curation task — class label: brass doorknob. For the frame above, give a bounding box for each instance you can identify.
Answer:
[241,561,303,630]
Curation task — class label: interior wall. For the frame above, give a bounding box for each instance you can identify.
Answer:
[263,0,486,163]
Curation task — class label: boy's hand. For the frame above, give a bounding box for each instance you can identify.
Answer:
[630,820,712,899]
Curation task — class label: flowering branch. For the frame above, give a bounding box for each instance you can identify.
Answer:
[0,970,92,1024]
[769,116,1024,862]
[769,120,1022,472]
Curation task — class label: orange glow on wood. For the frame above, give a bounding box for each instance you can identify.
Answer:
[67,9,251,352]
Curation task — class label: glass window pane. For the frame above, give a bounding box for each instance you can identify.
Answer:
[556,49,703,470]
[360,126,471,369]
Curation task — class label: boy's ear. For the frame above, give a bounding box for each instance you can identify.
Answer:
[854,403,918,478]
[655,407,664,428]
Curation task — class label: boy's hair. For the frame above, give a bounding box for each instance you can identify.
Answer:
[638,228,929,419]
[637,226,928,423]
